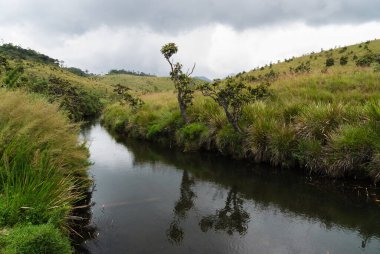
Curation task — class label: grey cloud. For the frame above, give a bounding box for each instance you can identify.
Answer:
[0,0,379,35]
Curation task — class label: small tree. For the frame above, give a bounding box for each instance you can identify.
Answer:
[200,78,269,133]
[339,56,348,66]
[161,43,195,124]
[113,84,144,110]
[325,57,335,67]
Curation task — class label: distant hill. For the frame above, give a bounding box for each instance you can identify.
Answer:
[194,76,212,82]
[107,69,156,77]
[0,43,59,65]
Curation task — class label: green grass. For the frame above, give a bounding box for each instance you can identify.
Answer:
[100,74,173,93]
[1,224,72,254]
[0,90,90,253]
[102,39,380,182]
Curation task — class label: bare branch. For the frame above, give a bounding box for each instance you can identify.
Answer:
[187,63,196,76]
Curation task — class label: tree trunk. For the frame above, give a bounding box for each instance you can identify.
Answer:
[178,94,189,124]
[223,106,242,133]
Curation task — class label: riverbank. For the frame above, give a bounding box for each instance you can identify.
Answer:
[0,90,91,254]
[102,70,380,183]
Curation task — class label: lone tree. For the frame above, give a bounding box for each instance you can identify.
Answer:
[200,78,268,133]
[161,43,195,124]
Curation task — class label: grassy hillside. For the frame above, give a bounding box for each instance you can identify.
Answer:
[238,39,380,79]
[100,73,173,93]
[103,39,380,182]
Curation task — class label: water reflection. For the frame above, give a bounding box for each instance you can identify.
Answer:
[167,171,196,244]
[123,135,380,248]
[83,124,380,253]
[200,187,249,236]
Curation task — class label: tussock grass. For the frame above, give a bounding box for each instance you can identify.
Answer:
[2,224,72,254]
[0,90,90,253]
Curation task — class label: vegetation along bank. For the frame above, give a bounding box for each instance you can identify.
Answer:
[103,39,380,183]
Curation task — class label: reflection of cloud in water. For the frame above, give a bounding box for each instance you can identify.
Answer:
[86,124,134,171]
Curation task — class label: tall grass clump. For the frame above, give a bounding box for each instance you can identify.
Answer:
[0,90,90,252]
[102,103,131,132]
[324,124,377,178]
[2,224,72,254]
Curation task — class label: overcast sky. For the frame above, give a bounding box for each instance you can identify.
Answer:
[0,0,379,78]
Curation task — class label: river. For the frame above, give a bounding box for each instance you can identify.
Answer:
[79,123,380,254]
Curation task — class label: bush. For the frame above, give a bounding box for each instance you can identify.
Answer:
[356,54,374,67]
[146,111,181,139]
[3,224,72,254]
[325,58,334,67]
[176,123,210,151]
[339,56,348,66]
[215,125,244,157]
[26,76,102,121]
[373,62,380,73]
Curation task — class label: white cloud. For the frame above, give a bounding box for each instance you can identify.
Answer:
[1,22,380,79]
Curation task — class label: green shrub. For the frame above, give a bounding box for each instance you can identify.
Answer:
[146,111,181,139]
[3,224,72,254]
[26,76,102,121]
[325,57,334,67]
[215,125,244,157]
[356,54,374,67]
[373,62,380,73]
[339,56,348,65]
[176,123,210,151]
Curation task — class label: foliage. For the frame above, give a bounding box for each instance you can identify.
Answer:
[293,61,311,73]
[325,57,335,67]
[161,43,196,124]
[339,56,348,66]
[108,69,155,77]
[64,67,88,77]
[200,78,269,133]
[2,65,24,88]
[356,53,376,67]
[176,123,209,151]
[373,62,380,73]
[26,76,102,121]
[2,224,72,254]
[0,43,59,65]
[112,84,144,110]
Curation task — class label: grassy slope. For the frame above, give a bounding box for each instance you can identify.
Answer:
[103,39,380,182]
[100,74,173,93]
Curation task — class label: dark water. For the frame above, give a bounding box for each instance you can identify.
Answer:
[80,123,380,254]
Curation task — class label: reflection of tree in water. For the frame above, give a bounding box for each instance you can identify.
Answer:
[199,187,250,235]
[166,170,196,244]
